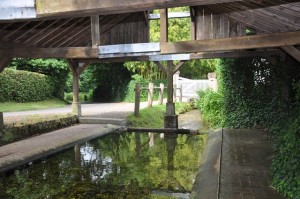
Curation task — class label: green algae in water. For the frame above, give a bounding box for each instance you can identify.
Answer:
[0,133,207,199]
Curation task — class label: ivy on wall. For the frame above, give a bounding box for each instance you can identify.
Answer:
[197,55,300,198]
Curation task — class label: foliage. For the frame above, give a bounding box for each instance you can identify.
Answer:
[123,74,167,103]
[0,99,68,112]
[64,91,93,102]
[9,58,69,99]
[219,57,291,128]
[196,90,224,127]
[88,63,132,102]
[197,55,300,198]
[0,68,55,102]
[270,108,300,199]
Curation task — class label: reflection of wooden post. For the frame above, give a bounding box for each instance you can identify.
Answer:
[74,145,81,168]
[158,83,164,105]
[134,83,140,117]
[135,132,141,158]
[148,83,154,108]
[0,112,3,137]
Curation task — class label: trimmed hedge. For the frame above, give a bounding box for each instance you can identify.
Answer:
[0,68,55,102]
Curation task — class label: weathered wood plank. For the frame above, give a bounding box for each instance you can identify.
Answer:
[149,54,190,61]
[99,43,160,54]
[161,31,300,54]
[0,0,36,20]
[160,9,168,43]
[35,0,240,17]
[281,45,300,63]
[10,47,98,58]
[91,15,100,47]
[149,12,190,20]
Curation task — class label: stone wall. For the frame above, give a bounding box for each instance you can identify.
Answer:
[1,116,78,145]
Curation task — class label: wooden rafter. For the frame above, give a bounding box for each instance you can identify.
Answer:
[161,31,300,54]
[281,46,300,62]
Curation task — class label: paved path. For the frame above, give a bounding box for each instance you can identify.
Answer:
[193,129,284,199]
[4,102,148,118]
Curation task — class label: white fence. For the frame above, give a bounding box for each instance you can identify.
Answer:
[176,77,210,99]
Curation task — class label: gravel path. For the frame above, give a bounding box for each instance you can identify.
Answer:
[3,102,152,124]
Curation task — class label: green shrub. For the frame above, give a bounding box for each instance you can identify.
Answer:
[0,68,55,102]
[270,109,300,199]
[64,91,93,102]
[196,90,224,127]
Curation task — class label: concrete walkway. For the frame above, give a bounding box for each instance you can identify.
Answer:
[193,129,284,199]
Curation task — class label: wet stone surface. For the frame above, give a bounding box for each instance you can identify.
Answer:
[220,129,285,199]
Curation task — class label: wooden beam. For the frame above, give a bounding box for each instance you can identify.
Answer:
[154,61,167,74]
[91,15,100,47]
[149,12,190,20]
[35,0,240,18]
[173,61,186,74]
[9,47,98,58]
[281,46,300,63]
[161,31,300,54]
[0,0,36,20]
[160,9,168,43]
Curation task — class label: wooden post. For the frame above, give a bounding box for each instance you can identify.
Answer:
[179,85,183,102]
[0,112,3,137]
[148,83,154,108]
[173,84,177,102]
[158,83,164,105]
[68,60,82,116]
[134,83,140,117]
[160,9,168,43]
[91,15,100,47]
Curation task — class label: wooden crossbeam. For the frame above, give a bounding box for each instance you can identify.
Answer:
[281,46,300,63]
[8,47,98,58]
[35,0,239,17]
[149,12,190,20]
[161,31,300,54]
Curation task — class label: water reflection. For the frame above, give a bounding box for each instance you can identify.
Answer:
[0,132,207,199]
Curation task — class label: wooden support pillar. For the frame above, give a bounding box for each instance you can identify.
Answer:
[160,8,168,43]
[67,60,90,116]
[134,83,140,117]
[158,83,164,105]
[91,15,100,47]
[148,83,154,108]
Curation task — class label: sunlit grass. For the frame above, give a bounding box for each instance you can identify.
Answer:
[0,98,69,112]
[127,102,194,128]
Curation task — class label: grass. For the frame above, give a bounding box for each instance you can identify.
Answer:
[0,98,69,112]
[127,102,195,128]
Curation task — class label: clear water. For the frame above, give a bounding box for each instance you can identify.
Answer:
[0,132,207,199]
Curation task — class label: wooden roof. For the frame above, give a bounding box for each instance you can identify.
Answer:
[0,0,300,62]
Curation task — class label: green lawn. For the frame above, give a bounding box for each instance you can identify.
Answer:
[0,99,69,112]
